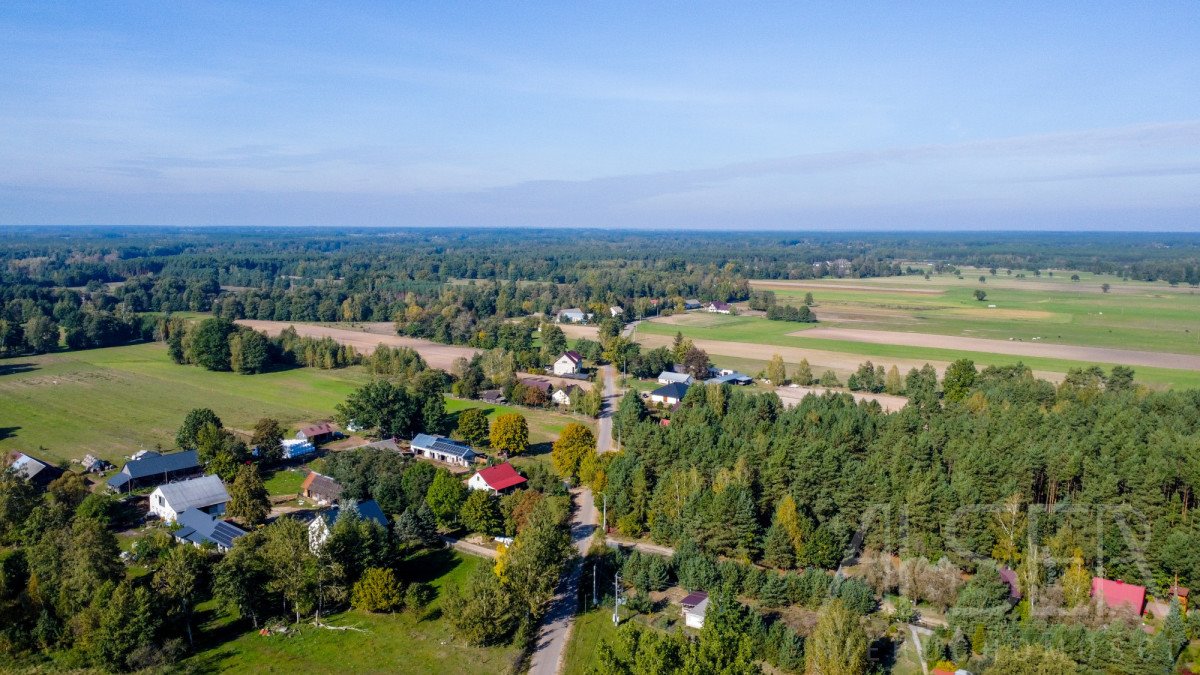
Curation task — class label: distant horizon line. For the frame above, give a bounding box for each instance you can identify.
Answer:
[2,224,1200,235]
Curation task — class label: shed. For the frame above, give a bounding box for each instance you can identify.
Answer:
[107,450,200,493]
[5,452,64,490]
[297,422,337,444]
[301,471,343,504]
[681,591,709,628]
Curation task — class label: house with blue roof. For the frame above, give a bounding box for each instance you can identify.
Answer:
[308,499,389,551]
[173,508,247,553]
[106,450,201,493]
[410,433,478,468]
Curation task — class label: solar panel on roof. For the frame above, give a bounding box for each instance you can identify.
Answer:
[431,438,472,456]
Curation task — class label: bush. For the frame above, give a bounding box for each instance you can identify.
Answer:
[352,568,403,612]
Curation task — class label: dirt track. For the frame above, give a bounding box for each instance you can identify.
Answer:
[775,386,909,412]
[793,328,1200,371]
[237,320,479,370]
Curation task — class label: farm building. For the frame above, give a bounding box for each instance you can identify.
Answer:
[519,377,554,396]
[480,389,506,404]
[553,351,584,376]
[309,499,388,551]
[107,450,201,493]
[301,471,343,504]
[149,474,229,523]
[651,382,689,406]
[467,463,527,494]
[556,308,591,323]
[296,422,337,444]
[656,371,693,386]
[5,452,64,490]
[173,508,247,553]
[683,299,702,310]
[411,433,478,467]
[704,372,752,386]
[681,591,709,628]
[1091,577,1146,615]
[552,385,583,406]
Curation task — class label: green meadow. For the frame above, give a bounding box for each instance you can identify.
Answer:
[637,312,1200,390]
[0,342,590,467]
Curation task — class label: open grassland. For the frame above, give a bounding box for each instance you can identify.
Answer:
[185,550,520,674]
[562,607,620,675]
[753,271,1200,355]
[0,343,371,465]
[636,313,1200,390]
[446,397,593,470]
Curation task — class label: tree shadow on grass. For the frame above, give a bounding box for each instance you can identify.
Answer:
[0,362,38,377]
[524,441,553,458]
[0,426,20,442]
[398,547,462,585]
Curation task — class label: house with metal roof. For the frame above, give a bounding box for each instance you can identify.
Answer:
[411,434,478,467]
[1091,577,1147,615]
[149,474,229,523]
[704,372,753,386]
[107,450,201,493]
[309,499,389,551]
[553,351,584,375]
[5,451,64,490]
[650,382,690,406]
[467,463,527,494]
[173,507,247,553]
[657,371,693,386]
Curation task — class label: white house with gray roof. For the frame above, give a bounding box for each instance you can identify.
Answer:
[410,434,478,467]
[149,475,229,523]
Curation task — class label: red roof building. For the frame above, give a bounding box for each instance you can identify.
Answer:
[467,463,527,493]
[1092,577,1147,614]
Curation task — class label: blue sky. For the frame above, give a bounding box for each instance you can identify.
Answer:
[1,2,1198,229]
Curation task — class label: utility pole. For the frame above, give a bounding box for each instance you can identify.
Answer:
[612,572,621,627]
[593,562,598,606]
[602,493,607,533]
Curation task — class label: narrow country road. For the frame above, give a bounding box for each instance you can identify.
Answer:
[528,487,597,675]
[595,364,619,453]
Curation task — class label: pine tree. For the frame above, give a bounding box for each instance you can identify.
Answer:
[352,567,402,612]
[228,464,270,526]
[763,522,795,569]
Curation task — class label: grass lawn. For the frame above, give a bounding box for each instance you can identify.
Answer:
[262,466,309,497]
[185,549,521,674]
[562,607,620,675]
[0,342,371,465]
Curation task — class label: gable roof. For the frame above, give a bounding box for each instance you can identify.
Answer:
[301,471,343,498]
[299,422,336,438]
[6,452,63,486]
[321,499,388,528]
[705,372,753,386]
[651,382,690,400]
[411,434,477,459]
[657,371,692,384]
[708,301,731,309]
[560,351,583,364]
[174,508,247,549]
[1092,577,1146,612]
[480,389,506,403]
[475,463,527,491]
[681,590,708,608]
[108,450,199,488]
[155,475,229,513]
[519,377,553,394]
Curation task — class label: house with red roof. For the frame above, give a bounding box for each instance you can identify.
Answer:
[1091,577,1147,615]
[467,463,527,494]
[297,422,337,444]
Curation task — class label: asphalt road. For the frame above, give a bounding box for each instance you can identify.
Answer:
[527,487,597,675]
